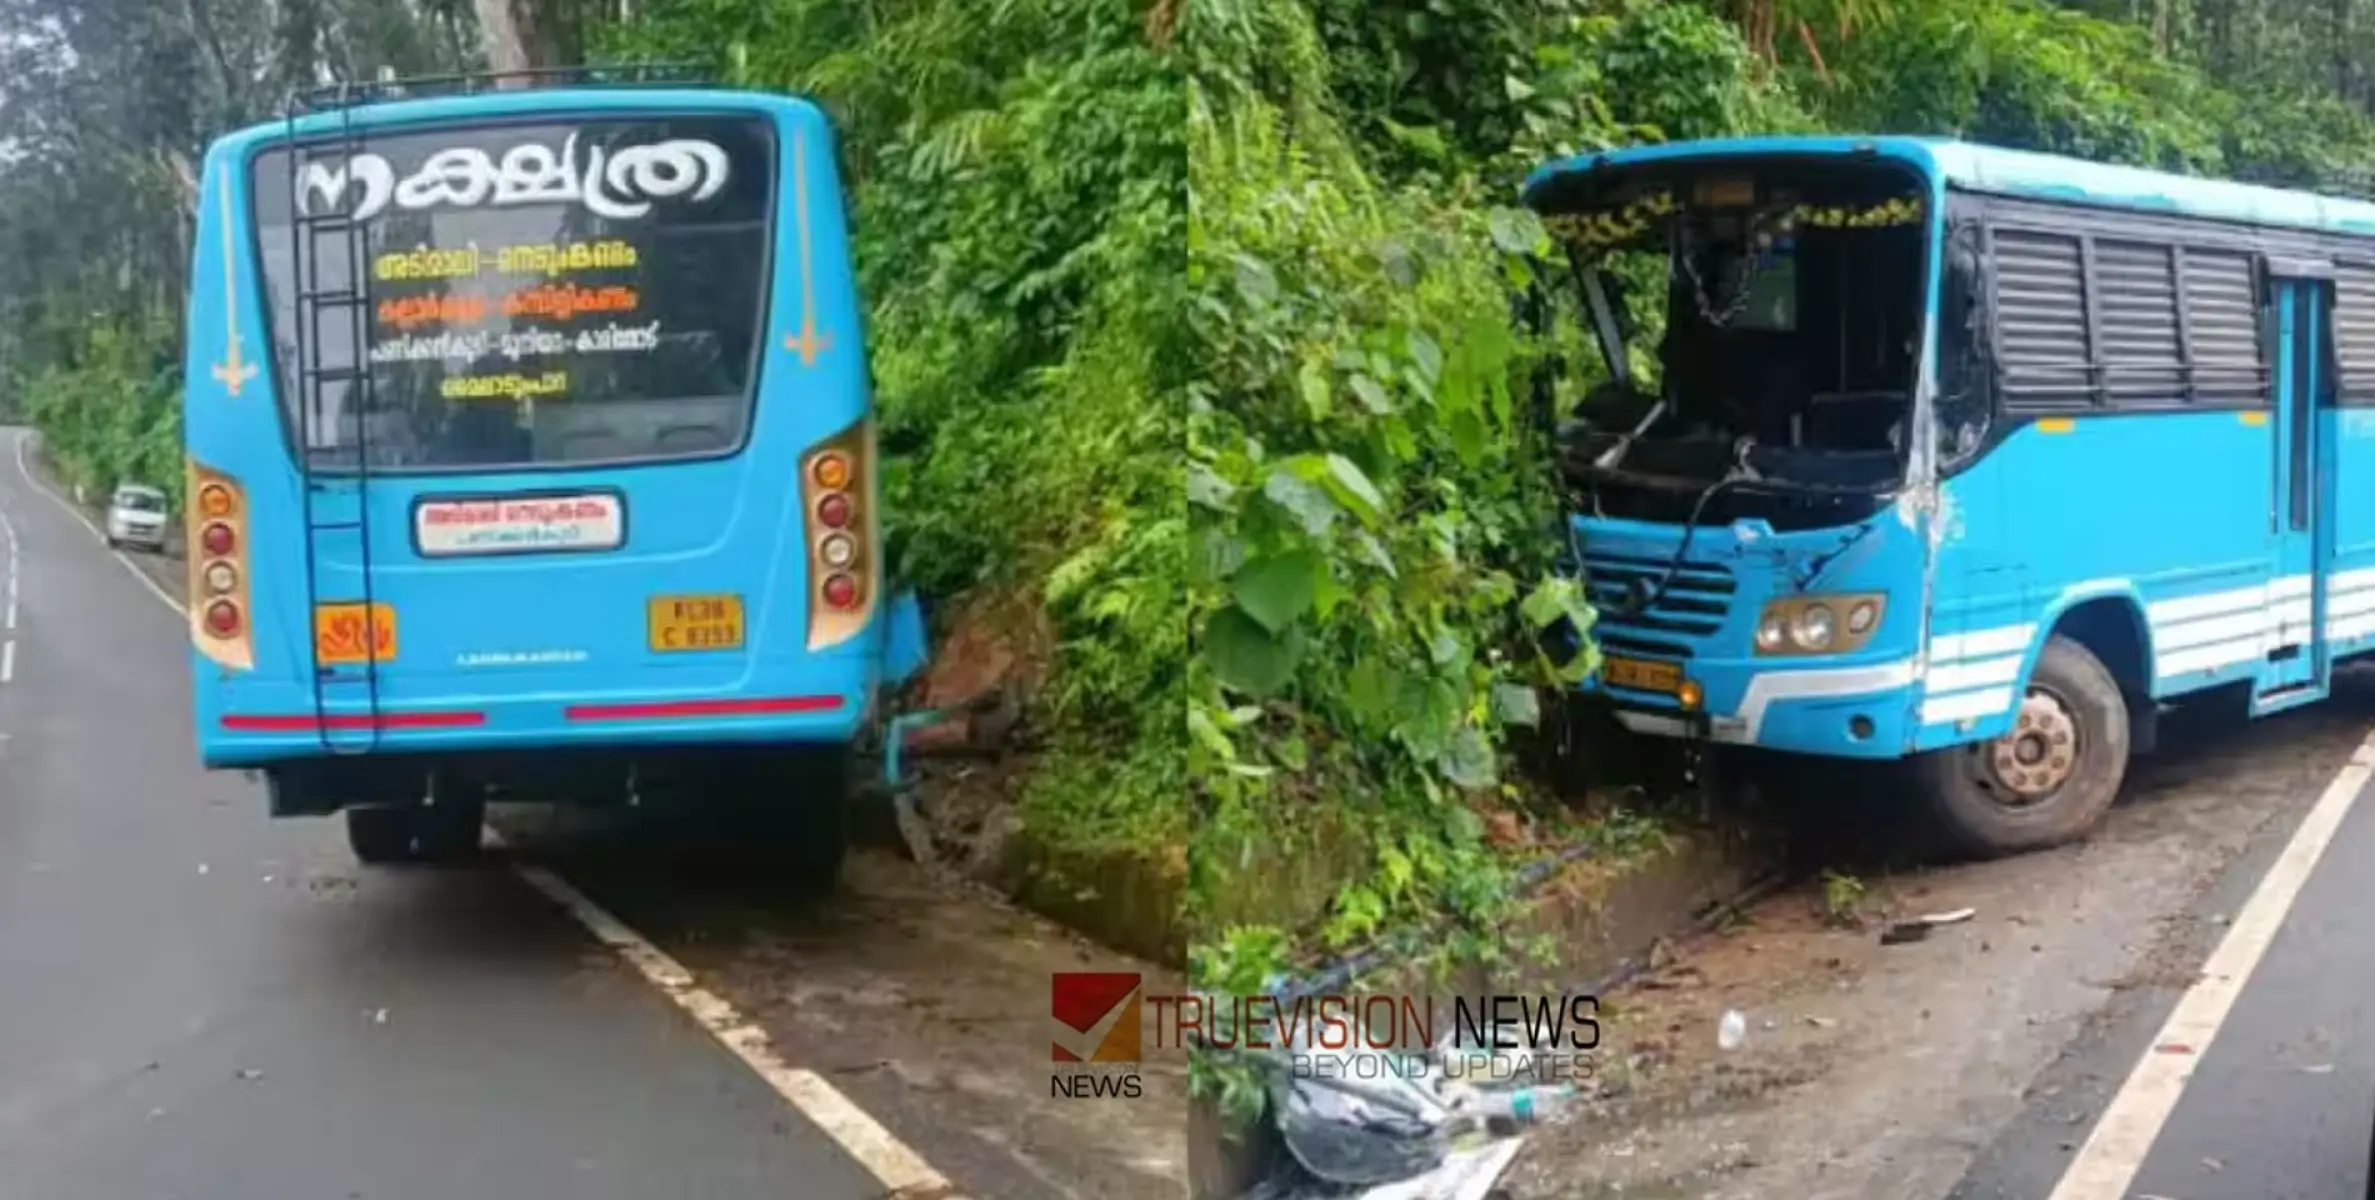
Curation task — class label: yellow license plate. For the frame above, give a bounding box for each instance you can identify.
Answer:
[1603,654,1682,694]
[315,603,397,665]
[649,593,745,653]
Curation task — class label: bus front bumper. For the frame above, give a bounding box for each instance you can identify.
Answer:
[1589,656,1921,759]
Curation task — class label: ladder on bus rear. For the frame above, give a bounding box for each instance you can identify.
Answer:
[285,91,384,754]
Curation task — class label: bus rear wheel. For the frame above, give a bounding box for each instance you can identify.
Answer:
[704,747,852,900]
[345,771,486,865]
[1912,634,2130,858]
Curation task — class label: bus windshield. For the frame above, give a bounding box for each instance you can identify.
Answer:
[1537,157,1929,496]
[249,114,776,471]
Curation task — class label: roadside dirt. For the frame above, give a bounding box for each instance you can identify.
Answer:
[535,836,1190,1199]
[1504,682,2375,1200]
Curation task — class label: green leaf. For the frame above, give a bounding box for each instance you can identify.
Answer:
[1231,254,1279,308]
[1188,463,1235,511]
[1297,359,1333,422]
[1348,656,1398,722]
[1263,468,1340,537]
[1349,374,1393,414]
[1439,727,1498,790]
[1494,684,1542,729]
[1312,567,1349,621]
[1449,409,1486,464]
[1487,206,1545,256]
[1232,549,1324,635]
[1406,332,1443,384]
[1204,606,1303,698]
[1504,74,1538,102]
[1190,528,1248,585]
[1315,454,1386,526]
[1521,576,1588,630]
[1353,531,1399,578]
[1187,705,1235,758]
[1428,627,1470,669]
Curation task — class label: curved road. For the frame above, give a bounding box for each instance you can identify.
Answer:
[0,427,925,1199]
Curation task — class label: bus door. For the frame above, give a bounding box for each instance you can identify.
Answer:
[2262,258,2335,704]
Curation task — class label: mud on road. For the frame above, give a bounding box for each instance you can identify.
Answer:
[1504,677,2375,1200]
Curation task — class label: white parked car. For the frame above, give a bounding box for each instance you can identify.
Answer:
[103,483,170,552]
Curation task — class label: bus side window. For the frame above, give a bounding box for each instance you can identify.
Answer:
[1936,220,1994,466]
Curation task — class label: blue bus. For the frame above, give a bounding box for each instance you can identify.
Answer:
[1528,135,2375,855]
[181,70,925,882]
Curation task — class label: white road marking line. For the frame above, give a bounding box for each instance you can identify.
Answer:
[10,431,181,614]
[3,427,963,1197]
[2048,725,2375,1200]
[500,841,963,1197]
[2,476,17,679]
[2,499,17,632]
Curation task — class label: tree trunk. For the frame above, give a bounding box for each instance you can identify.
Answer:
[472,0,543,74]
[2336,0,2356,104]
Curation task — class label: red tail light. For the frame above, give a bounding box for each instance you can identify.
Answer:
[822,573,858,609]
[801,420,878,649]
[187,459,254,672]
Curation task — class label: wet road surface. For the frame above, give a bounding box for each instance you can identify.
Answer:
[0,426,908,1200]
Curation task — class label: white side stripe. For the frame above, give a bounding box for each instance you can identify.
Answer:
[1921,686,2014,726]
[1926,654,2022,695]
[2153,609,2269,652]
[1931,624,2034,664]
[2327,588,2375,619]
[2156,637,2270,679]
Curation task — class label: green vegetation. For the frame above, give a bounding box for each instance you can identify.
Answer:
[596,0,1191,859]
[1186,0,2375,1003]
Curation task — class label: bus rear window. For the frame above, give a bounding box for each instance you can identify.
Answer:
[249,115,776,470]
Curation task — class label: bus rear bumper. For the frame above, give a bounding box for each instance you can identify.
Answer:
[1590,656,1920,760]
[195,685,873,769]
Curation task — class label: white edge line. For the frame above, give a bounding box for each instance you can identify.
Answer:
[11,431,183,615]
[502,843,961,1197]
[2048,728,2375,1200]
[1,639,13,684]
[5,428,964,1199]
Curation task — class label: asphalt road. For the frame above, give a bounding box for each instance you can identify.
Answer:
[0,427,902,1200]
[1952,717,2375,1198]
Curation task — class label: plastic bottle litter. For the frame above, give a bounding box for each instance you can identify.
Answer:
[1454,1083,1579,1130]
[1718,1009,1747,1051]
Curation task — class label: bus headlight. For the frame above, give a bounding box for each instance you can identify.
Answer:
[1793,604,1836,650]
[1754,593,1885,656]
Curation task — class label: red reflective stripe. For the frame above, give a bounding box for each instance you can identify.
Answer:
[563,695,845,722]
[221,711,485,732]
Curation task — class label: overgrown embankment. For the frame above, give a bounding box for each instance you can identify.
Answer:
[1182,0,2375,998]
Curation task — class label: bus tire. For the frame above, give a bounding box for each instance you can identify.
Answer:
[346,806,424,864]
[345,773,485,865]
[1912,633,2129,858]
[751,748,852,900]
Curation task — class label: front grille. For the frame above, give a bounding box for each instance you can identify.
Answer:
[1581,550,1736,660]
